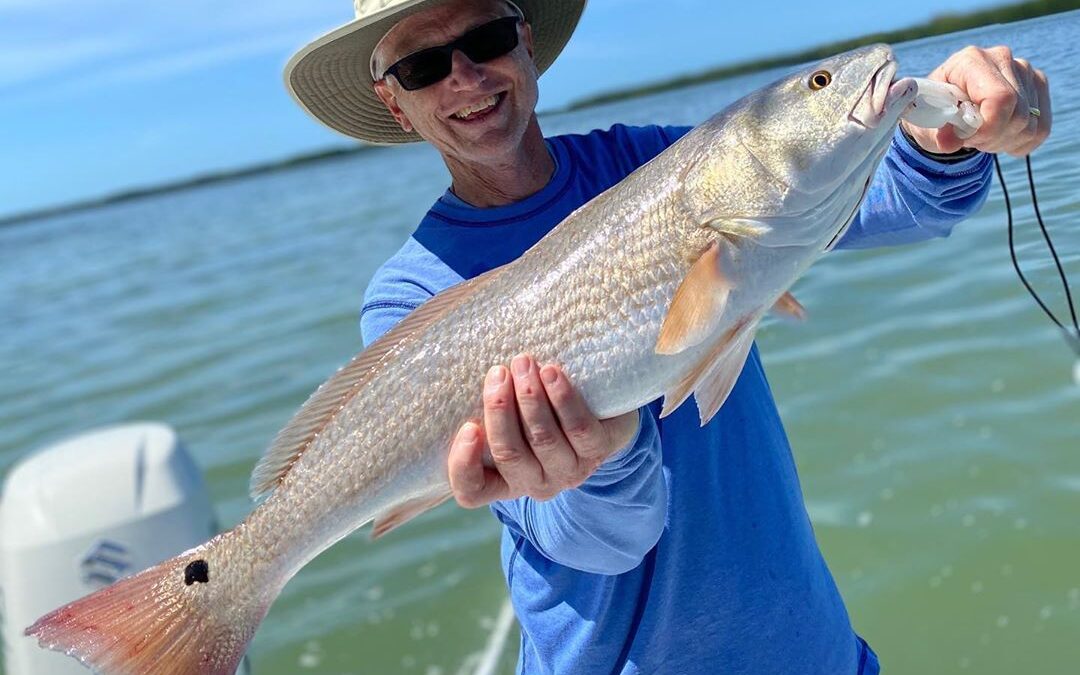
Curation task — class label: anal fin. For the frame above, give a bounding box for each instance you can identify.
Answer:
[693,329,756,425]
[660,317,756,421]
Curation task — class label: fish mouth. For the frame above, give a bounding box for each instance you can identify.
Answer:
[848,57,917,129]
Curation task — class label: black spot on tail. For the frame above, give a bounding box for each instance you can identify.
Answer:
[184,559,209,585]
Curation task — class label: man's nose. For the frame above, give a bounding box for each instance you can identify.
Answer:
[447,49,485,89]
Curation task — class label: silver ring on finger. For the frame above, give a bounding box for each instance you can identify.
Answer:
[1021,89,1040,131]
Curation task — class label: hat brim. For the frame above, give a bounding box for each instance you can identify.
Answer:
[285,0,586,145]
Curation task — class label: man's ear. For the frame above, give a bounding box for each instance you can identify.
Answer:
[521,22,535,60]
[373,80,415,133]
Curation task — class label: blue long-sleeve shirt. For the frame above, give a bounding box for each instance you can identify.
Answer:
[360,124,992,674]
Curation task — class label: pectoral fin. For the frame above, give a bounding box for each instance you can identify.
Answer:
[656,241,734,355]
[712,218,771,240]
[771,291,806,321]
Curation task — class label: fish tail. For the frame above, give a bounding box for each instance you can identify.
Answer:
[25,528,274,675]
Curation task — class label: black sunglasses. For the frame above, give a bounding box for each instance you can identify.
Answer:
[381,16,522,91]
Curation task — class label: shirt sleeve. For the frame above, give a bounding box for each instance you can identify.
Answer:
[359,241,449,346]
[663,125,694,144]
[490,409,668,576]
[360,291,426,347]
[836,126,993,250]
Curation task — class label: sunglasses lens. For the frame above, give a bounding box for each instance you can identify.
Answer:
[461,16,520,63]
[394,50,452,91]
[386,16,521,91]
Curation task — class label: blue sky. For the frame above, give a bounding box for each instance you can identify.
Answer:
[2,0,1009,218]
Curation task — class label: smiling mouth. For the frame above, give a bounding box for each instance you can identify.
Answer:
[848,58,916,129]
[450,92,505,122]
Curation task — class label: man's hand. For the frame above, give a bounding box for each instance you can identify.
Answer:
[901,45,1051,157]
[448,354,640,508]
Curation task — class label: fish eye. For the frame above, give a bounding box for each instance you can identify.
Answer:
[808,70,832,91]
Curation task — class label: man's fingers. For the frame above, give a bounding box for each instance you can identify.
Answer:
[932,124,965,155]
[510,355,578,486]
[971,88,1020,151]
[448,421,509,508]
[1023,68,1053,155]
[1034,68,1052,134]
[944,47,1017,151]
[998,60,1050,156]
[540,364,610,466]
[457,361,639,505]
[942,46,1052,156]
[483,364,544,491]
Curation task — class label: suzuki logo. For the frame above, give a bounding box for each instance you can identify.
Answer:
[79,540,131,588]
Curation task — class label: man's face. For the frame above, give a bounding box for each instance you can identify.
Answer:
[372,0,539,163]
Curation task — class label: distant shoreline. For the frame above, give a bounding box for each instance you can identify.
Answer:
[2,0,1075,228]
[560,0,1078,112]
[0,146,381,228]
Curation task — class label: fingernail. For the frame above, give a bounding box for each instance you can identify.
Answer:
[460,423,478,443]
[511,355,530,377]
[540,366,558,385]
[487,366,506,386]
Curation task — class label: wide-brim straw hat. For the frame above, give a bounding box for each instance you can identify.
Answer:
[285,0,587,145]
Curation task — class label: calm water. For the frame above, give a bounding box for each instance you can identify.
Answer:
[2,11,1079,675]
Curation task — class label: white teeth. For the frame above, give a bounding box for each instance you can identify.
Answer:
[453,95,499,119]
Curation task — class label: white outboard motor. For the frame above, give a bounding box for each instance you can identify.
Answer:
[0,422,250,674]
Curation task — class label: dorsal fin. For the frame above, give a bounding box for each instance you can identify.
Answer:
[249,269,501,500]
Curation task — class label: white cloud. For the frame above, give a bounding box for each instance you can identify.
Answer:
[0,0,349,103]
[82,33,303,87]
[4,31,306,107]
[0,37,130,87]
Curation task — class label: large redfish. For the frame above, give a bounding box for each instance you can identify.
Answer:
[27,44,915,674]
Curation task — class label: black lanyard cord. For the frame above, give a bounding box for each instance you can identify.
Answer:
[995,153,1080,357]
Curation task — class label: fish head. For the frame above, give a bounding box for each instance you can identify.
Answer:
[682,44,917,248]
[739,43,917,197]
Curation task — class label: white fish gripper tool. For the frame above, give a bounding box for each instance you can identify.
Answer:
[902,77,983,137]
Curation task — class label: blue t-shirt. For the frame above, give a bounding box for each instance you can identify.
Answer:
[360,124,992,674]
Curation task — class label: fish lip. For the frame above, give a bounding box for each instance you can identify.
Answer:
[848,57,911,129]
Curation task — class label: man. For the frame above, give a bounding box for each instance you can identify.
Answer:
[285,1,1051,672]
